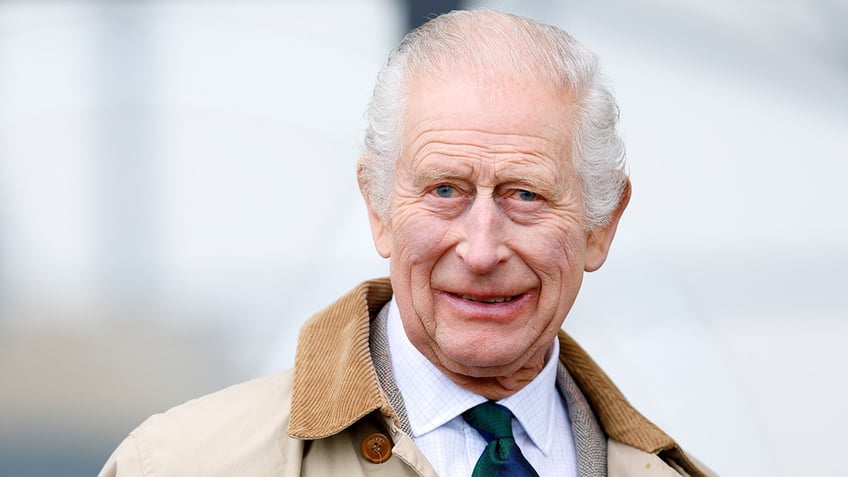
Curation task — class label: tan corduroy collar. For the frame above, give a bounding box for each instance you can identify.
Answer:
[288,279,395,439]
[287,278,700,473]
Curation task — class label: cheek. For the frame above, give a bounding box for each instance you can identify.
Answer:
[522,228,586,324]
[389,216,448,334]
[391,211,454,266]
[519,222,586,276]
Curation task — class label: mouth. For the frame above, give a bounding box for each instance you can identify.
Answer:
[437,289,532,322]
[452,293,521,304]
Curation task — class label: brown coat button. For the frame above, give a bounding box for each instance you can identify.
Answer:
[361,432,392,463]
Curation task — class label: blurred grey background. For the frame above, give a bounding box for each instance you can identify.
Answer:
[1,0,845,475]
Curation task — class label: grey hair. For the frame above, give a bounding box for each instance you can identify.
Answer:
[361,9,627,229]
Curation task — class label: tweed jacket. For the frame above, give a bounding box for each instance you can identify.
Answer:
[100,278,713,476]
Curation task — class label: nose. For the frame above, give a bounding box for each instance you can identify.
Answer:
[455,195,510,274]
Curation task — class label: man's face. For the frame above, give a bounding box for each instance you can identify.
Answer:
[364,72,623,380]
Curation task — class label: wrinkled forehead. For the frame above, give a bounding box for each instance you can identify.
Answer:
[396,74,579,196]
[401,67,578,153]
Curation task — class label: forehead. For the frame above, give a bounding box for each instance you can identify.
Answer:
[398,72,578,185]
[401,72,576,160]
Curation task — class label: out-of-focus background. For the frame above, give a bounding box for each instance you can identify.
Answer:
[1,0,845,475]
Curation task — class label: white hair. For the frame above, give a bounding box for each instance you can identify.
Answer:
[361,9,627,229]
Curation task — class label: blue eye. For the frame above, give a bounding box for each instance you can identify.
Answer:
[434,185,456,198]
[516,189,537,201]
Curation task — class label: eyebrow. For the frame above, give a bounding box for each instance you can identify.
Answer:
[410,164,474,189]
[410,163,564,196]
[501,174,564,196]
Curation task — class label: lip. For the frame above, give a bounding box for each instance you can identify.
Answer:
[435,289,534,321]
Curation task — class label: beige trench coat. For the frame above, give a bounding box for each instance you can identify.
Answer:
[100,279,714,476]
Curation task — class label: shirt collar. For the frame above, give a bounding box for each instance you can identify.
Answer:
[386,298,560,455]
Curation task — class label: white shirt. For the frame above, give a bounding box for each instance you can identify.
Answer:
[386,299,578,476]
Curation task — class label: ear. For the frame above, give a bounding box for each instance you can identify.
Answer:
[584,178,631,272]
[357,156,392,258]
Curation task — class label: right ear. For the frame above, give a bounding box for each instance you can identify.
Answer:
[357,156,392,258]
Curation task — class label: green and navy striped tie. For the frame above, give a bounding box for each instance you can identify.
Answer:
[462,401,540,477]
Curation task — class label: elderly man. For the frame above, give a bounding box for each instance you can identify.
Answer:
[101,9,712,477]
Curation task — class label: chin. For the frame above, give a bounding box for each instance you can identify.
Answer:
[439,341,529,376]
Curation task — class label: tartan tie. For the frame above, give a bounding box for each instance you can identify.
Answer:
[462,401,540,477]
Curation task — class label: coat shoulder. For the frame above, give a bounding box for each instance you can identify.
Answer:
[607,440,717,477]
[100,370,303,476]
[145,369,294,435]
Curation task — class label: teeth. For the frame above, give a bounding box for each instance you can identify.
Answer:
[460,295,514,303]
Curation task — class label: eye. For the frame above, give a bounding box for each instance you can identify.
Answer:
[515,189,537,201]
[433,184,457,198]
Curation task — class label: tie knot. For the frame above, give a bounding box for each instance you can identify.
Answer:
[462,402,540,476]
[462,401,515,442]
